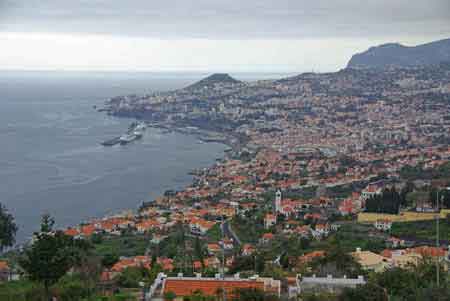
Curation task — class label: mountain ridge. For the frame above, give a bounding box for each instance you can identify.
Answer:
[347,38,450,69]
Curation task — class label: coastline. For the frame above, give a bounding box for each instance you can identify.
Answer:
[52,112,235,234]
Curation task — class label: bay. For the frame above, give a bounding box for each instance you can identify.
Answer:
[0,70,290,242]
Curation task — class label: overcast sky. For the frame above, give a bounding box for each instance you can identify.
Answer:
[1,0,449,72]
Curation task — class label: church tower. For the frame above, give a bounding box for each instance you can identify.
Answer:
[275,189,282,213]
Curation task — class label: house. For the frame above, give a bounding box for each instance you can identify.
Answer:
[161,275,280,299]
[350,248,391,272]
[242,244,255,256]
[380,249,422,268]
[220,239,234,250]
[294,225,311,239]
[296,274,366,295]
[260,233,274,244]
[193,257,221,271]
[64,227,80,238]
[374,219,392,231]
[190,219,216,235]
[151,234,168,244]
[314,223,330,237]
[360,183,383,201]
[80,224,96,237]
[111,256,151,275]
[264,214,277,229]
[297,251,326,266]
[406,246,447,259]
[136,220,160,233]
[386,236,405,248]
[0,261,11,282]
[330,223,341,231]
[207,243,221,255]
[157,257,175,272]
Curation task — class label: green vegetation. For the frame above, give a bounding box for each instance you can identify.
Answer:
[400,161,450,181]
[0,203,17,251]
[117,266,147,288]
[391,219,450,241]
[0,280,44,301]
[231,215,265,244]
[0,278,138,301]
[303,259,449,300]
[283,186,318,200]
[310,245,365,278]
[307,223,385,254]
[92,233,149,258]
[365,188,402,214]
[233,288,279,301]
[206,224,222,241]
[19,214,92,301]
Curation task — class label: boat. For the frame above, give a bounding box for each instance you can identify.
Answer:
[119,133,138,145]
[102,122,146,146]
[101,137,121,146]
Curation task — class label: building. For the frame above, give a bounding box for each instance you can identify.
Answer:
[275,189,282,213]
[260,233,274,244]
[380,249,422,268]
[0,261,11,282]
[161,275,281,299]
[374,219,392,231]
[264,213,277,229]
[361,183,383,201]
[295,274,366,295]
[351,248,391,272]
[242,244,255,256]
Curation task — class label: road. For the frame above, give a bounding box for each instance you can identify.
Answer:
[222,220,242,247]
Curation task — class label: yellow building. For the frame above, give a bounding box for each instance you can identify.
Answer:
[350,248,391,273]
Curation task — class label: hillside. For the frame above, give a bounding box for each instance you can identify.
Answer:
[185,73,241,90]
[347,38,450,69]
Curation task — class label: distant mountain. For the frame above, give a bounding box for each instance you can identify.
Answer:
[347,38,450,69]
[185,73,241,90]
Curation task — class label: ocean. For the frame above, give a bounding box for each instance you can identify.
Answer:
[0,71,291,243]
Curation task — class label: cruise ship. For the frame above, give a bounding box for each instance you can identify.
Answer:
[102,122,146,146]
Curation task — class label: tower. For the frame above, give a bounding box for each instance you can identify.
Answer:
[275,189,282,213]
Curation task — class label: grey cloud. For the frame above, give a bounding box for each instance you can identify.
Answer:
[0,0,449,39]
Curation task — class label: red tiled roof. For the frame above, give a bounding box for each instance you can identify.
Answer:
[262,233,274,239]
[163,279,264,297]
[81,224,96,236]
[64,228,79,237]
[298,251,325,264]
[407,246,446,258]
[0,261,9,271]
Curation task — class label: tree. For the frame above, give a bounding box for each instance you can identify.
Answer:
[164,290,177,301]
[101,253,119,268]
[54,274,89,301]
[373,267,416,298]
[365,188,401,214]
[339,283,387,301]
[234,288,279,301]
[117,266,146,288]
[310,244,364,278]
[20,214,89,301]
[76,255,102,298]
[0,203,18,251]
[255,252,265,274]
[194,236,206,270]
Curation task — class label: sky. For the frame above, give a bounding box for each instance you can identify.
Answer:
[0,0,449,72]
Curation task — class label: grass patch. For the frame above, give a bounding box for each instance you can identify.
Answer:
[93,234,149,257]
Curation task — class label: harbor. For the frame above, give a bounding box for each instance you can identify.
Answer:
[101,121,146,146]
